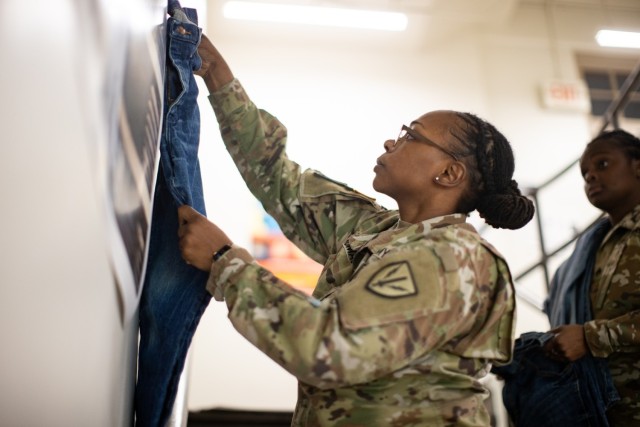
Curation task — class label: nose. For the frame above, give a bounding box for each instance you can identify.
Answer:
[383,139,395,152]
[583,169,595,182]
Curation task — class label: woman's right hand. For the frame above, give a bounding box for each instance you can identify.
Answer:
[195,33,218,77]
[544,324,589,362]
[195,33,234,92]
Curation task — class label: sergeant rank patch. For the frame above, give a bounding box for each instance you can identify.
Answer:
[366,261,417,298]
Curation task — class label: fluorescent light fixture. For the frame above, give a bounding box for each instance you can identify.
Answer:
[223,1,408,32]
[595,29,640,49]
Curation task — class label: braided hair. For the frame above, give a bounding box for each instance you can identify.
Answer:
[587,129,640,159]
[448,112,535,230]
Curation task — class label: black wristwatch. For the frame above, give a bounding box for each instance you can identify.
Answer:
[212,244,232,262]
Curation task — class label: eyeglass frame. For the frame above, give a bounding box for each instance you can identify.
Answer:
[395,125,460,161]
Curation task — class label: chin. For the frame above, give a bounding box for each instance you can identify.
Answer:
[372,174,394,198]
[589,197,613,213]
[372,176,381,192]
[373,181,389,195]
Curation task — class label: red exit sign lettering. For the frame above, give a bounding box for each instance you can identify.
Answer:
[540,80,590,112]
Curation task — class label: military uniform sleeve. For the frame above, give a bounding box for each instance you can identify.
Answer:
[584,234,640,358]
[584,312,640,357]
[208,79,381,263]
[208,241,511,389]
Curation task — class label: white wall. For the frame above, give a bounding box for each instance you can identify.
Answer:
[187,0,640,415]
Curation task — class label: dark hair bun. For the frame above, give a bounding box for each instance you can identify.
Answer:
[477,181,535,229]
[452,112,536,229]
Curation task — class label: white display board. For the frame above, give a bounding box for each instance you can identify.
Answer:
[0,0,166,425]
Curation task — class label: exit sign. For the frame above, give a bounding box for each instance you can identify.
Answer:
[540,79,590,112]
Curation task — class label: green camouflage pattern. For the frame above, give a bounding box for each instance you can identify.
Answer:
[206,79,517,426]
[586,204,640,426]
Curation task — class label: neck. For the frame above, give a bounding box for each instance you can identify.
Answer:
[397,199,458,224]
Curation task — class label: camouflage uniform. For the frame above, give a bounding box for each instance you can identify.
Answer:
[205,79,517,426]
[587,205,640,426]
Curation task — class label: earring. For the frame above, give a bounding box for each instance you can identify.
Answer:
[434,176,440,182]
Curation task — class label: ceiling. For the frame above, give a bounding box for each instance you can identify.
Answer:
[266,0,640,26]
[210,0,640,48]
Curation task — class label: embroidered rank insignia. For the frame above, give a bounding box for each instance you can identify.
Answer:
[365,261,417,298]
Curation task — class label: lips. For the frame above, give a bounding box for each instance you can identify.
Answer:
[373,158,384,174]
[586,186,603,198]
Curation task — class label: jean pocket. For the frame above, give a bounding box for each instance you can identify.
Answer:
[508,359,594,427]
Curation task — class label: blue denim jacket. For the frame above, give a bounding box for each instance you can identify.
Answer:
[545,217,609,327]
[135,4,211,426]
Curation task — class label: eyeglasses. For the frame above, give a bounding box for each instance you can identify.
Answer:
[395,125,460,161]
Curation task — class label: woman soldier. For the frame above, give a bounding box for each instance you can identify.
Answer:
[178,34,534,426]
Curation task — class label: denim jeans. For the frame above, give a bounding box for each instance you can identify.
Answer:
[492,332,619,427]
[135,5,211,427]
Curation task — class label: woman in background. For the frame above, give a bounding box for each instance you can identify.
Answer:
[545,129,640,426]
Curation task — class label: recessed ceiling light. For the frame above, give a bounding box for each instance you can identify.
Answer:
[595,29,640,49]
[223,1,408,32]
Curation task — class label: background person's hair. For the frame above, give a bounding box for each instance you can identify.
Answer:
[450,112,535,230]
[588,129,640,160]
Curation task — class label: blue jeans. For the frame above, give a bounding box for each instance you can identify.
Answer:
[135,5,211,427]
[492,332,619,427]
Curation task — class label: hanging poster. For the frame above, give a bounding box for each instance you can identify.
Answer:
[75,0,167,322]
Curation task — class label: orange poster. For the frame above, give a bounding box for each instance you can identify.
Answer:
[251,206,323,295]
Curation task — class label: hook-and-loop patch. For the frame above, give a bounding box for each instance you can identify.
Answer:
[365,261,417,298]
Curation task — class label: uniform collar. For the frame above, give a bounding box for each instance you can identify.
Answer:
[617,203,640,229]
[396,212,468,231]
[369,213,470,250]
[602,203,640,245]
[346,213,471,255]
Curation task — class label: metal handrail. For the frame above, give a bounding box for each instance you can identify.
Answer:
[512,59,640,309]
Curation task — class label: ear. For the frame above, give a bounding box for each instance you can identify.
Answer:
[634,158,640,180]
[433,161,467,187]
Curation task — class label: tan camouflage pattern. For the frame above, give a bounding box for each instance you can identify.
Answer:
[206,78,517,426]
[586,204,640,426]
